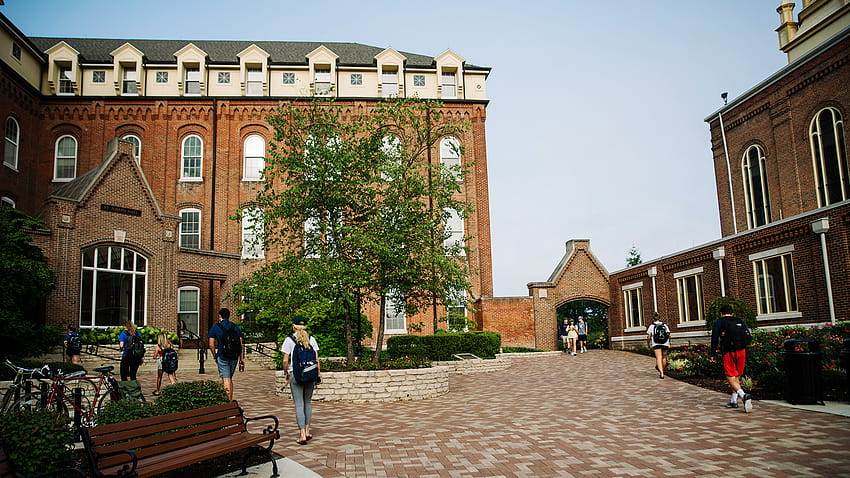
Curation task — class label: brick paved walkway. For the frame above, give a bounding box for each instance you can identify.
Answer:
[134,350,850,477]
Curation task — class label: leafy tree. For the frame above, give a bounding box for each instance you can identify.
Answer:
[626,244,642,267]
[231,97,473,362]
[704,296,757,330]
[0,207,58,358]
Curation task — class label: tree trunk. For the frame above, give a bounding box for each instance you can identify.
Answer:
[373,295,386,364]
[344,295,355,362]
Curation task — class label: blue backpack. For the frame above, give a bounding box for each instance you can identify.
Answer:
[289,335,319,384]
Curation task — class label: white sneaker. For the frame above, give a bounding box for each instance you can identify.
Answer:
[743,394,753,413]
[571,352,576,356]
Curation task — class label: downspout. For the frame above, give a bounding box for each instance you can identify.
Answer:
[648,266,658,312]
[210,98,218,249]
[718,109,738,234]
[811,218,835,323]
[713,246,727,297]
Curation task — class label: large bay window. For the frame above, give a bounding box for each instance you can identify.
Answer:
[80,246,147,327]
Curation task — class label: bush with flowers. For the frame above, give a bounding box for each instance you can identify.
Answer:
[667,321,850,398]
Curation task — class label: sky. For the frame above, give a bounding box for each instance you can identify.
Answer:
[2,0,790,297]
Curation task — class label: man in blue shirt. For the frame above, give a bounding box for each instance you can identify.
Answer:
[208,308,245,400]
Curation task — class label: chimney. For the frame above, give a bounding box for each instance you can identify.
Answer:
[776,1,799,53]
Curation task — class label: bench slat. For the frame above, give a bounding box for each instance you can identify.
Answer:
[88,406,245,444]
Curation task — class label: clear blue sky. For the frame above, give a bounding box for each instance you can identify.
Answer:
[3,0,789,297]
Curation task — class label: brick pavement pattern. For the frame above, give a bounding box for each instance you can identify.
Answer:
[135,351,850,477]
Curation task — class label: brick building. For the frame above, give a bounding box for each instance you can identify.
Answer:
[0,11,493,345]
[608,1,850,349]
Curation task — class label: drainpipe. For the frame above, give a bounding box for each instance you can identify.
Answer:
[713,246,727,297]
[648,266,658,312]
[209,97,218,249]
[811,218,835,323]
[718,109,738,235]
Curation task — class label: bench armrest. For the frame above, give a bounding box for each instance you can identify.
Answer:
[244,413,280,436]
[90,449,138,478]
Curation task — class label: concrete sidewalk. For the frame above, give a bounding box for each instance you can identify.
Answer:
[130,350,850,478]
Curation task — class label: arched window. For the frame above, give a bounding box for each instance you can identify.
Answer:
[742,145,771,228]
[381,135,401,181]
[80,245,147,327]
[810,107,849,206]
[122,134,141,162]
[179,208,201,249]
[4,117,19,170]
[181,135,202,180]
[1,196,15,208]
[243,135,265,181]
[440,136,461,181]
[54,135,77,181]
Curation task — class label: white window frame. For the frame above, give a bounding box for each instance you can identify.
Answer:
[314,67,331,96]
[177,286,200,338]
[241,207,265,259]
[243,134,265,181]
[179,208,201,249]
[742,145,771,228]
[58,66,74,95]
[381,68,398,97]
[122,134,141,163]
[80,246,147,328]
[810,107,849,207]
[622,282,644,329]
[121,66,138,96]
[446,287,468,331]
[54,135,77,181]
[4,116,19,170]
[1,196,15,208]
[246,67,263,96]
[384,289,406,334]
[381,135,401,181]
[440,136,461,181]
[180,135,203,181]
[674,268,704,323]
[184,67,201,96]
[441,71,456,99]
[752,250,798,316]
[444,208,465,256]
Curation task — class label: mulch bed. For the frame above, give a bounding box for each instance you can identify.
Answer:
[665,369,847,401]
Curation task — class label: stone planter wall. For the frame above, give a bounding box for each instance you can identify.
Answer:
[276,366,449,402]
[431,357,511,375]
[496,351,562,359]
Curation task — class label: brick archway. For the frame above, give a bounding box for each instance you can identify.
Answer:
[528,240,610,350]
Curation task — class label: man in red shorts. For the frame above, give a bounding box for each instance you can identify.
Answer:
[710,303,753,412]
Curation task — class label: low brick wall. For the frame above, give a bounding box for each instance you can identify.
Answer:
[275,366,449,402]
[431,357,511,374]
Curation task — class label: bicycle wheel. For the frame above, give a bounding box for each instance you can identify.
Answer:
[7,392,48,412]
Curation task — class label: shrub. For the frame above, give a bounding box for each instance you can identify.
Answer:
[153,380,229,414]
[0,408,76,475]
[80,326,177,346]
[501,347,543,353]
[97,398,163,425]
[320,356,431,371]
[388,331,501,360]
[704,296,756,330]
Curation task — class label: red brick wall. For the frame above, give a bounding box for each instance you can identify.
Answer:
[474,296,535,348]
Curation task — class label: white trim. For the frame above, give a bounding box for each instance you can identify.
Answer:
[623,327,645,333]
[756,311,803,321]
[677,321,705,329]
[673,266,704,279]
[671,330,710,339]
[611,334,646,342]
[757,320,832,331]
[748,244,795,261]
[621,281,643,291]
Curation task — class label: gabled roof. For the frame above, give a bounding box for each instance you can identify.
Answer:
[28,37,490,71]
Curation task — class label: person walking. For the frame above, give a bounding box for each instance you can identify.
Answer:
[153,332,178,395]
[646,313,671,378]
[576,316,589,353]
[281,316,321,445]
[566,320,579,356]
[558,319,570,353]
[64,324,82,364]
[118,321,143,381]
[208,308,245,401]
[711,303,753,412]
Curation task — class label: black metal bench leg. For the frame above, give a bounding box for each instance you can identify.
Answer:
[240,446,278,477]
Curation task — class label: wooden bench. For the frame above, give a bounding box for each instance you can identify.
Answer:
[80,401,280,478]
[0,446,84,478]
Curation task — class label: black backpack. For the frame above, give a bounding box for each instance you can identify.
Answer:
[161,347,179,374]
[722,317,751,351]
[67,333,82,355]
[290,335,319,384]
[652,322,670,343]
[127,334,146,362]
[217,322,242,360]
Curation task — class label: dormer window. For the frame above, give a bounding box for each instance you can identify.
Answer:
[382,68,398,98]
[122,66,138,95]
[441,71,456,99]
[246,67,263,96]
[314,67,331,96]
[58,66,74,95]
[184,67,201,95]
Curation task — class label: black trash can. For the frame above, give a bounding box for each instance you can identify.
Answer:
[782,339,824,405]
[840,338,850,402]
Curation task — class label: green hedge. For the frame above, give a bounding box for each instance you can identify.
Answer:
[0,408,77,475]
[387,331,501,360]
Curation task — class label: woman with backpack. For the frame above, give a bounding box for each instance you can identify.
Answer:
[281,315,321,445]
[64,324,82,364]
[646,313,671,379]
[153,332,178,395]
[118,321,144,381]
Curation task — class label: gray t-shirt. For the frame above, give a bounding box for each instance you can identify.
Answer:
[577,321,588,335]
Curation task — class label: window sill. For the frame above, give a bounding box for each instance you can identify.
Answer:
[241,178,264,182]
[756,311,803,321]
[677,321,706,329]
[384,330,406,335]
[179,178,203,183]
[2,163,18,172]
[624,326,645,333]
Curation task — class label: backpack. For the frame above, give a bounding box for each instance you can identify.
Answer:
[127,334,146,362]
[217,322,242,360]
[67,333,82,355]
[161,347,179,374]
[722,317,751,351]
[289,335,319,384]
[652,322,670,344]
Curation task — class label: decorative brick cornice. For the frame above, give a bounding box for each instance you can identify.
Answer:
[788,53,850,96]
[725,102,771,131]
[730,224,809,253]
[661,252,713,273]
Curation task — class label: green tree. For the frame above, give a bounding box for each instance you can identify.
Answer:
[0,207,58,358]
[231,97,473,362]
[626,244,642,267]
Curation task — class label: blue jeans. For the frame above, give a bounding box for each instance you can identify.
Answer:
[289,380,315,430]
[216,355,238,378]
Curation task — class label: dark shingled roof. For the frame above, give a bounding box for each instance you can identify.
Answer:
[28,37,489,71]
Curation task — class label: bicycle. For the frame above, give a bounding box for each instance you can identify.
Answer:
[1,358,51,412]
[5,361,122,427]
